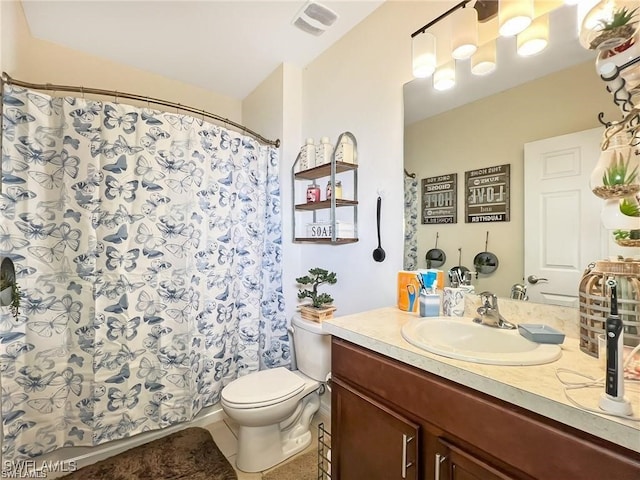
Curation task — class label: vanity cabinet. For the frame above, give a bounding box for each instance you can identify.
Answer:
[330,337,640,480]
[291,132,358,244]
[332,377,419,479]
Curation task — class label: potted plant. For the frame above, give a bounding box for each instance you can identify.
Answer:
[584,4,639,52]
[592,148,640,199]
[612,195,640,246]
[0,259,20,319]
[296,267,337,322]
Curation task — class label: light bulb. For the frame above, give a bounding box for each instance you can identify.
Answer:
[412,32,437,78]
[433,61,456,91]
[499,0,534,36]
[471,41,497,75]
[452,6,478,60]
[517,14,549,56]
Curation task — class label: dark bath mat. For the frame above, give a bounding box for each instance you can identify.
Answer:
[59,427,236,480]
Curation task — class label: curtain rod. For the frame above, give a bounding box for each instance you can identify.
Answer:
[1,72,280,148]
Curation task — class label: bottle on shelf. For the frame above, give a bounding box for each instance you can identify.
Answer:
[315,137,333,166]
[298,138,316,172]
[335,135,355,164]
[327,180,343,200]
[306,183,321,203]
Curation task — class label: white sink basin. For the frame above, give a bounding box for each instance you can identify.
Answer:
[401,317,562,366]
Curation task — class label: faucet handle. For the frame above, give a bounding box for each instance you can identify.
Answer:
[478,291,498,308]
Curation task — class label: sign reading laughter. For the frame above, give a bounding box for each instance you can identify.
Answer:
[421,173,457,224]
[465,164,510,223]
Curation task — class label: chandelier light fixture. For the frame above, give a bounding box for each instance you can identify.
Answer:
[517,13,550,56]
[433,21,457,90]
[434,60,458,91]
[499,0,534,36]
[410,0,583,91]
[452,5,479,59]
[412,31,437,78]
[471,40,498,75]
[471,15,499,75]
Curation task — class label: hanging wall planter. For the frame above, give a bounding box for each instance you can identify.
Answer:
[590,127,640,199]
[580,1,639,52]
[0,257,20,318]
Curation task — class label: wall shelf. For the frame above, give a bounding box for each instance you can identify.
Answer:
[291,132,358,244]
[294,199,358,211]
[294,161,357,181]
[293,237,359,244]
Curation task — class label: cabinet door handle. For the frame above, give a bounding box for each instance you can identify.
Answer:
[401,433,414,479]
[434,453,447,480]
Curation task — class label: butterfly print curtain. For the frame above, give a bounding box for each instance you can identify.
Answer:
[0,84,288,461]
[404,176,418,271]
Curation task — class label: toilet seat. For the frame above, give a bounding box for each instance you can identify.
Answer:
[221,367,306,409]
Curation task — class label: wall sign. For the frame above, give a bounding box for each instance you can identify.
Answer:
[465,164,510,223]
[421,173,457,224]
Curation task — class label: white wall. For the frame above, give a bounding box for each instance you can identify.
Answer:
[0,1,241,121]
[243,64,304,321]
[296,1,440,316]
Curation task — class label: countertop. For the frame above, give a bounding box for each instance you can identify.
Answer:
[323,307,640,454]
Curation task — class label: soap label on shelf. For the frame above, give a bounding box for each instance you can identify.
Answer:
[307,222,354,239]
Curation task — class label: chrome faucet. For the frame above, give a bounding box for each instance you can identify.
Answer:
[474,292,517,330]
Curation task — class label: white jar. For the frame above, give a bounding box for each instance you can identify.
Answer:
[298,138,316,171]
[315,137,333,166]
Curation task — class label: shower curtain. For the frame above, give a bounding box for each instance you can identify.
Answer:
[404,175,418,270]
[0,84,288,461]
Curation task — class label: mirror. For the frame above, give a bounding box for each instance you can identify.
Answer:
[403,5,633,302]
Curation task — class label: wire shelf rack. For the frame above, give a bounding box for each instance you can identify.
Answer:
[317,422,331,479]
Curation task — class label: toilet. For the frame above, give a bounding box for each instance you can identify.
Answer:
[221,314,331,472]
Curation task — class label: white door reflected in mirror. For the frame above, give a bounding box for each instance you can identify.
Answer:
[523,127,638,307]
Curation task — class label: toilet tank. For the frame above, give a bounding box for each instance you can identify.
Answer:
[291,314,331,382]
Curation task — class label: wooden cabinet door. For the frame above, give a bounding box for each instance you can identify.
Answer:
[435,438,519,480]
[332,377,420,480]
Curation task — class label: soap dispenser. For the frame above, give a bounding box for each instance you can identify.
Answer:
[298,138,316,171]
[335,135,355,164]
[315,137,333,166]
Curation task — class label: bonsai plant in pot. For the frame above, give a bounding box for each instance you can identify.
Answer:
[296,267,337,322]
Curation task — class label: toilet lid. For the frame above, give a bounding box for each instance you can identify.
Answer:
[221,367,305,408]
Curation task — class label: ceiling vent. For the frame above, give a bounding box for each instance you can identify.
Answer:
[292,1,338,36]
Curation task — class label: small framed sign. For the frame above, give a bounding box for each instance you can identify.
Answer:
[421,173,457,224]
[465,164,510,223]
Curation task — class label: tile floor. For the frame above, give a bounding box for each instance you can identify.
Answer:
[204,411,330,480]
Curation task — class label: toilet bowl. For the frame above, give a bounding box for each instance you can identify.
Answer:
[221,315,330,473]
